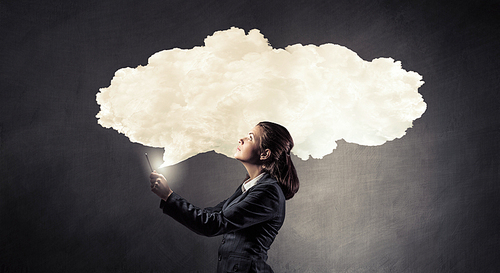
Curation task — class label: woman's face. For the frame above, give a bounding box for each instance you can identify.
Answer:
[234,126,263,164]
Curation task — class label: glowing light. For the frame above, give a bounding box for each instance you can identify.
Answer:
[96,27,426,167]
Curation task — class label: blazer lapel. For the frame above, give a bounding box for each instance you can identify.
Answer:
[224,189,253,210]
[223,174,273,210]
[223,186,243,210]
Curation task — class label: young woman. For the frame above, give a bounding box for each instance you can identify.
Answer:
[150,121,299,273]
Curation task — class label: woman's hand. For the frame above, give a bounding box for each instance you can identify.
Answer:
[150,171,173,201]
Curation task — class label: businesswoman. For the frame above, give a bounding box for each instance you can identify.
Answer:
[150,121,299,273]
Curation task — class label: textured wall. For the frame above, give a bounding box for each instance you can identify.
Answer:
[1,0,499,272]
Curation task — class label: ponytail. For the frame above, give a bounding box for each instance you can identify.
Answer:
[257,122,299,200]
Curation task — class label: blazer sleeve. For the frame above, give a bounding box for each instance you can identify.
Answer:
[203,197,227,213]
[159,183,282,237]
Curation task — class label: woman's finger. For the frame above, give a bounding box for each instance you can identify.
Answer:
[150,173,159,179]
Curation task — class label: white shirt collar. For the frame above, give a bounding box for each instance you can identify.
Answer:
[241,172,265,192]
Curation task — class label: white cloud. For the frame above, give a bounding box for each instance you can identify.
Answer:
[96,27,426,167]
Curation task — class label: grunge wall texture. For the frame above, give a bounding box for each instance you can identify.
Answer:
[1,0,499,272]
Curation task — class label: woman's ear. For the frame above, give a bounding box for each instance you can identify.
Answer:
[260,149,271,161]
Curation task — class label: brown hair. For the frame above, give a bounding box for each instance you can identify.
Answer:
[257,121,299,200]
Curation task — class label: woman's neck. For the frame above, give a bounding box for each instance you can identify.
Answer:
[242,163,264,180]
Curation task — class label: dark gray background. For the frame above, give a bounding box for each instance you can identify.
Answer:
[1,0,499,272]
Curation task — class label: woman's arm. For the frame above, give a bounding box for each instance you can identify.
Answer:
[160,183,283,237]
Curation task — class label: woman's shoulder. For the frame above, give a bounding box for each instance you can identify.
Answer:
[253,174,285,199]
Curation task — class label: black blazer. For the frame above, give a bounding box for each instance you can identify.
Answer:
[160,173,286,273]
